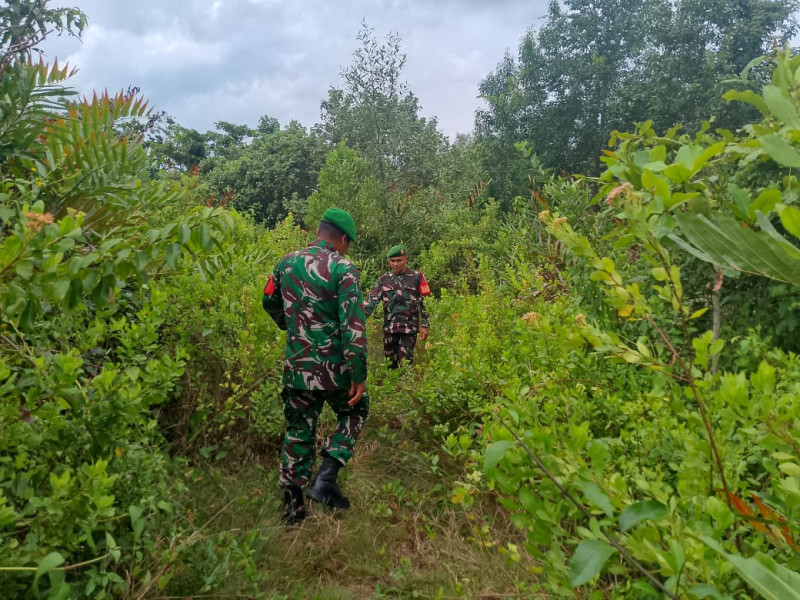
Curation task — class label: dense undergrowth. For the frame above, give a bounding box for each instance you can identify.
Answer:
[3,3,800,599]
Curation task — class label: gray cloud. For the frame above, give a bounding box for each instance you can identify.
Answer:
[43,1,549,138]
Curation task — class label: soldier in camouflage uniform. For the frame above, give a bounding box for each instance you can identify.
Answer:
[262,208,368,525]
[364,245,431,369]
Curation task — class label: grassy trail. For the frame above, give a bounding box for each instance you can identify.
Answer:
[173,410,536,599]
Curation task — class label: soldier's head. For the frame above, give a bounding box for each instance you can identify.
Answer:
[318,208,356,255]
[387,245,408,275]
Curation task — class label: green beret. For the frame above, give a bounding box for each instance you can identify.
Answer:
[387,244,406,258]
[321,207,356,242]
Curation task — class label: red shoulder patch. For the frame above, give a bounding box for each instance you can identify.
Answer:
[418,272,431,296]
[263,275,276,296]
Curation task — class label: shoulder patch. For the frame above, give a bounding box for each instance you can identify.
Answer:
[419,272,431,296]
[263,275,276,296]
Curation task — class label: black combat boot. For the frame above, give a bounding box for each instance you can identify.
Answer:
[307,456,351,509]
[281,485,305,526]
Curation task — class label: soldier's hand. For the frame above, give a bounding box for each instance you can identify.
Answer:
[419,327,429,341]
[348,381,366,406]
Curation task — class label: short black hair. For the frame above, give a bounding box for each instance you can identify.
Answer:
[318,220,350,241]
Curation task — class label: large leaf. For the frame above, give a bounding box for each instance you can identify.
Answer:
[619,499,667,532]
[569,539,616,587]
[34,551,65,585]
[723,89,769,116]
[762,85,800,128]
[575,481,614,517]
[778,204,800,239]
[700,536,800,600]
[758,135,800,169]
[671,213,800,286]
[483,440,514,472]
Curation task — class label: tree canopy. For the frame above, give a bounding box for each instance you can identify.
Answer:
[476,0,799,194]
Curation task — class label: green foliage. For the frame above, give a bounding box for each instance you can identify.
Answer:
[0,0,86,76]
[158,214,307,454]
[476,0,798,196]
[592,49,800,352]
[419,257,800,597]
[200,119,328,226]
[410,52,800,597]
[0,18,247,596]
[5,2,800,598]
[320,23,448,248]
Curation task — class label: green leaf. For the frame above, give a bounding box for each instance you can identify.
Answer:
[164,243,182,269]
[759,135,800,169]
[700,536,800,600]
[641,169,670,200]
[129,505,145,541]
[98,238,122,253]
[673,213,800,286]
[199,222,212,250]
[727,183,752,220]
[14,259,34,279]
[484,441,514,472]
[569,539,616,587]
[34,551,65,584]
[778,462,800,475]
[690,142,726,174]
[763,85,800,128]
[619,499,668,532]
[518,486,538,514]
[688,583,724,599]
[133,249,149,272]
[575,481,614,517]
[178,223,191,244]
[67,277,83,308]
[749,189,782,221]
[723,89,769,116]
[778,204,800,239]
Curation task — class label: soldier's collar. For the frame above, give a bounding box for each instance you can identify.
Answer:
[312,239,336,252]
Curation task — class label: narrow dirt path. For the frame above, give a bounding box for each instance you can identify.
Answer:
[175,418,538,599]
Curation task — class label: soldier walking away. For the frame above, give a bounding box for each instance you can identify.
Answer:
[364,245,431,369]
[262,208,369,526]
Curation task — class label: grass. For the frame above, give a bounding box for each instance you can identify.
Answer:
[159,397,542,599]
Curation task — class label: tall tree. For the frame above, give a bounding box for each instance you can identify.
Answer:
[148,117,209,173]
[200,118,327,226]
[476,0,798,193]
[320,23,447,247]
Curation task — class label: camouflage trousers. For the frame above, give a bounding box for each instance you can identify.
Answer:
[383,332,418,369]
[279,387,369,489]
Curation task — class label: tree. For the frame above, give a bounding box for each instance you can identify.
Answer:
[148,117,209,173]
[0,0,85,77]
[320,23,447,247]
[476,0,799,191]
[200,119,327,226]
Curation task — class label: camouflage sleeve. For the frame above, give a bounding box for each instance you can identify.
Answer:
[338,263,368,384]
[419,295,430,329]
[363,278,382,318]
[262,266,286,331]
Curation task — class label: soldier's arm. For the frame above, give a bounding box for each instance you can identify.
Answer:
[262,268,287,330]
[418,272,431,329]
[338,264,368,384]
[363,277,382,319]
[419,296,430,329]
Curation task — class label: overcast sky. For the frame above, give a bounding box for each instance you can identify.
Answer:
[40,1,550,139]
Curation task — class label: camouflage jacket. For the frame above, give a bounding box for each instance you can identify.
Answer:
[262,239,368,390]
[364,268,430,334]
